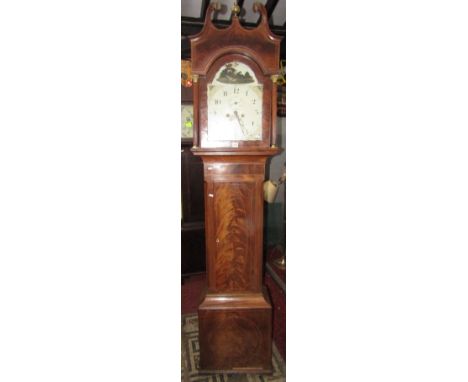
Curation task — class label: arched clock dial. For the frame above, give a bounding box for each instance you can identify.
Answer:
[207,61,263,141]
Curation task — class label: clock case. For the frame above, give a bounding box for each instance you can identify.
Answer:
[189,3,282,374]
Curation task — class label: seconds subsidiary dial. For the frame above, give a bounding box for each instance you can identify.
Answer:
[207,61,263,141]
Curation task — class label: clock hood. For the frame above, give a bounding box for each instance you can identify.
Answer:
[189,2,282,76]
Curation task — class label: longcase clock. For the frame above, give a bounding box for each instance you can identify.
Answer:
[189,1,282,373]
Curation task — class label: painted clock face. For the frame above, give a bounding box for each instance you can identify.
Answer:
[207,61,263,141]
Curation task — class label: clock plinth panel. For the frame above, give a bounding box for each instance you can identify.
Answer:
[198,287,273,373]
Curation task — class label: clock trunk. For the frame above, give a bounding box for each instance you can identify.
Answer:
[198,156,273,373]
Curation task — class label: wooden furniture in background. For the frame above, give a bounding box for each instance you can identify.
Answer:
[189,2,282,373]
[181,85,206,276]
[181,141,206,275]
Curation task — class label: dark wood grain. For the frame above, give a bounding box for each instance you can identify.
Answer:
[201,156,273,296]
[199,287,272,373]
[196,154,276,372]
[181,223,206,275]
[212,181,252,292]
[190,4,281,76]
[181,144,205,223]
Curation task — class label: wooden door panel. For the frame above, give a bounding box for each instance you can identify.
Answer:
[212,181,256,292]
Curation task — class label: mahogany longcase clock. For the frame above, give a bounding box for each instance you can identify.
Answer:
[189,1,282,373]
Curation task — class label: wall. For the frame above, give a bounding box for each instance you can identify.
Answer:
[264,117,286,248]
[267,117,286,203]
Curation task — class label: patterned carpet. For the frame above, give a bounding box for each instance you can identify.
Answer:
[182,314,286,382]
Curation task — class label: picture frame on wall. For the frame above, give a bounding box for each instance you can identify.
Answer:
[181,102,194,140]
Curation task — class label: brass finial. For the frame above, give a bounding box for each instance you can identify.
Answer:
[232,0,240,16]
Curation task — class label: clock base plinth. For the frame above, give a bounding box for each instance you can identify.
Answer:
[197,367,273,375]
[198,287,273,373]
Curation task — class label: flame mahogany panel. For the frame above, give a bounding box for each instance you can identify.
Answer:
[203,157,267,294]
[198,306,272,372]
[212,181,254,292]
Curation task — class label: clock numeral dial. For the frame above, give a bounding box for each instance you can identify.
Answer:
[207,62,263,142]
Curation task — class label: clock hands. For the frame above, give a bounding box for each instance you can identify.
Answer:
[233,110,248,137]
[233,110,244,127]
